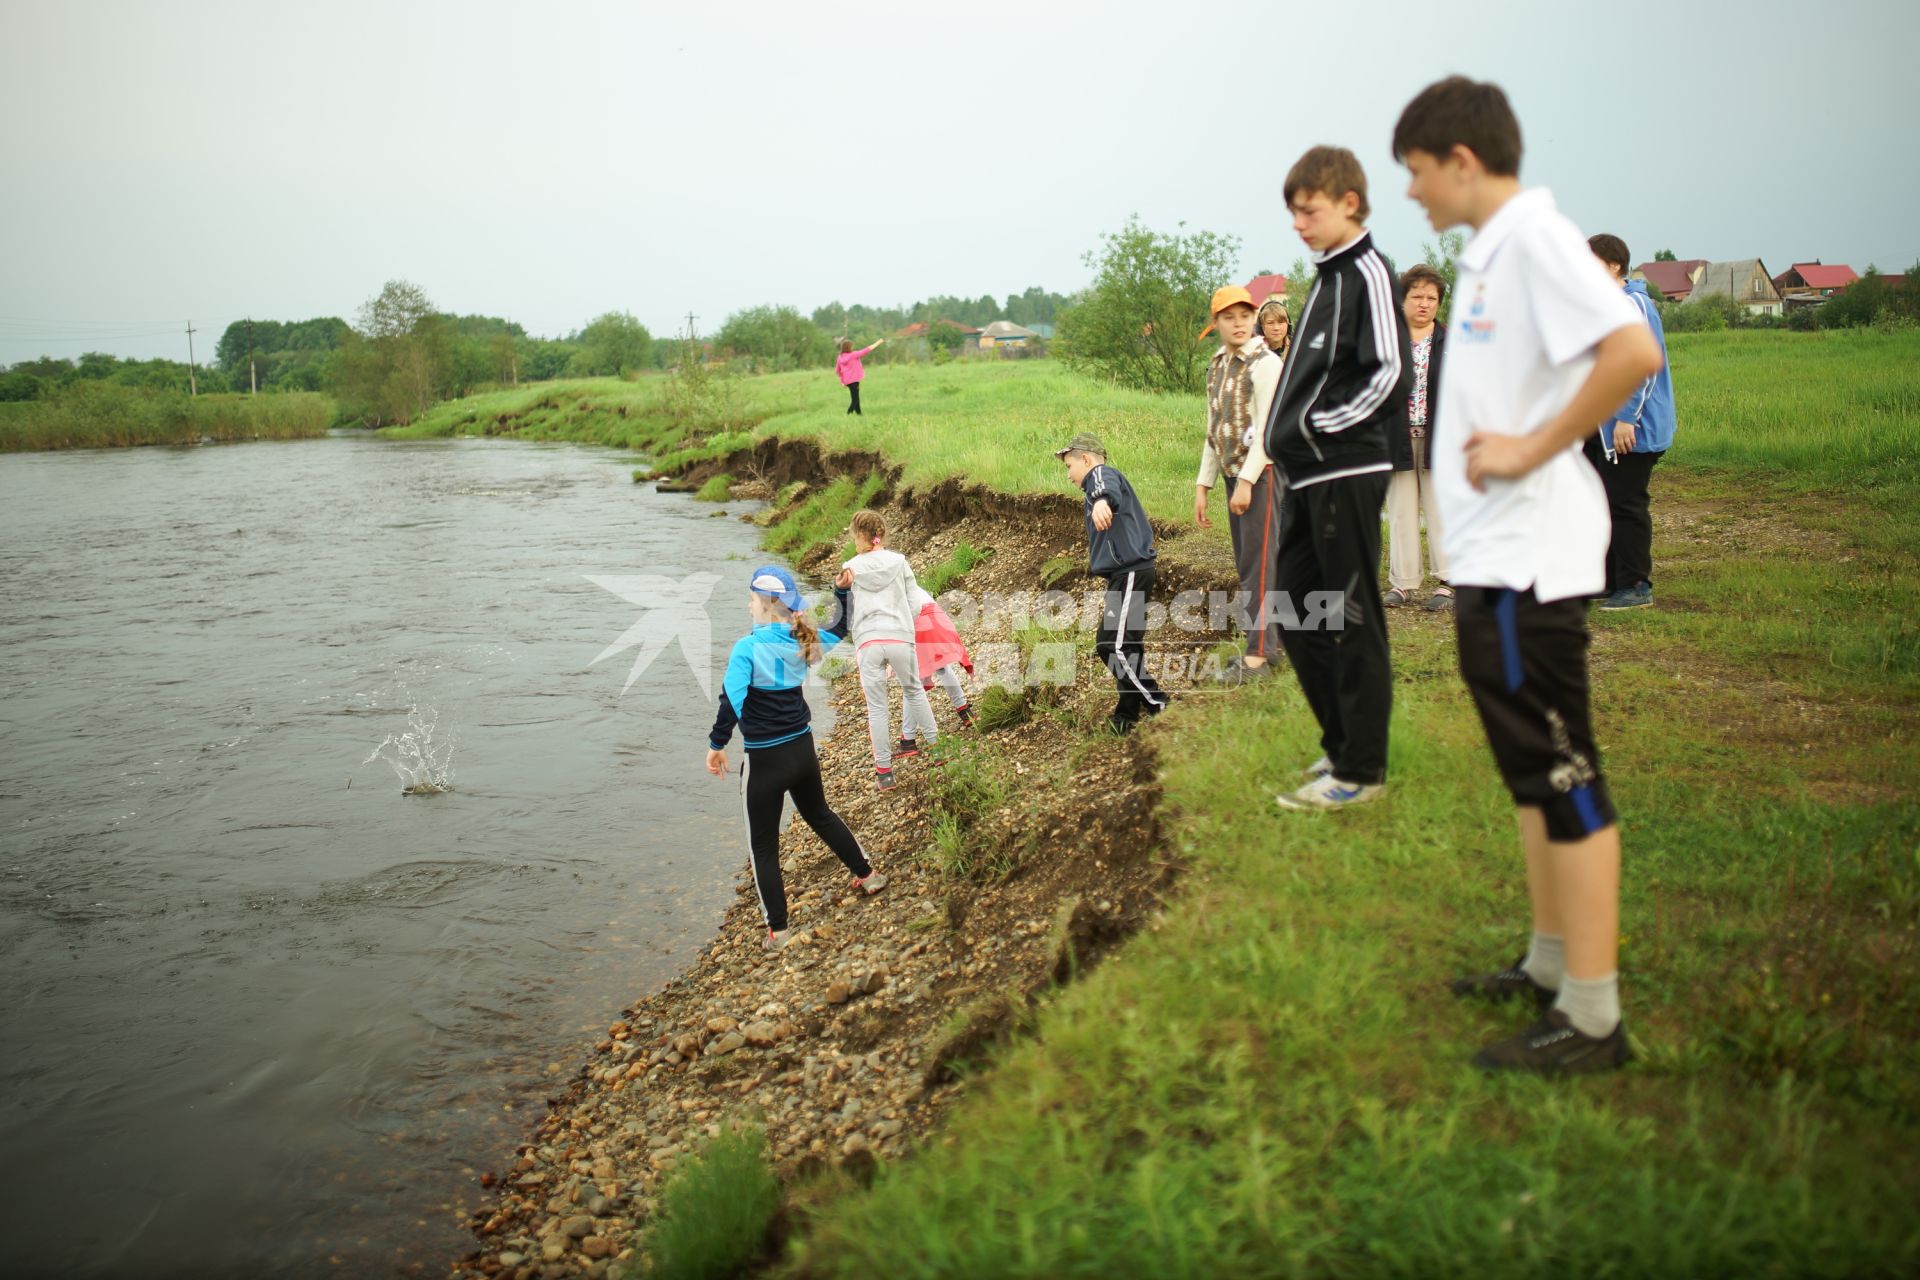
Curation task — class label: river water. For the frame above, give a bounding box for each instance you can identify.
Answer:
[0,435,778,1276]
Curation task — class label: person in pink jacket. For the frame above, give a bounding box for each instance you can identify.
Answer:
[836,337,884,415]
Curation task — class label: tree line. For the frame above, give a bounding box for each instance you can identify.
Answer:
[1,283,1075,423]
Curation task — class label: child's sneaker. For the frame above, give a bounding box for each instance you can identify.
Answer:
[1599,582,1652,611]
[1275,774,1384,811]
[1304,755,1333,779]
[1449,955,1556,1012]
[764,928,794,952]
[852,870,889,896]
[894,737,920,759]
[1471,1010,1631,1076]
[874,768,896,791]
[955,703,976,729]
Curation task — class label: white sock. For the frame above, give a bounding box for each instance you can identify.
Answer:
[1521,932,1564,990]
[1556,973,1621,1038]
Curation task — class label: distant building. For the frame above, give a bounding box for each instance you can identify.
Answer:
[897,319,982,340]
[1773,262,1859,309]
[1687,259,1783,316]
[1630,259,1707,303]
[977,320,1040,350]
[1245,273,1290,306]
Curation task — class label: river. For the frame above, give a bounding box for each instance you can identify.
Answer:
[0,434,777,1276]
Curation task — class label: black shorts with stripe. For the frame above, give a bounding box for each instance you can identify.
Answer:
[1454,586,1616,841]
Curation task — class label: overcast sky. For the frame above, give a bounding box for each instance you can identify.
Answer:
[2,0,1914,366]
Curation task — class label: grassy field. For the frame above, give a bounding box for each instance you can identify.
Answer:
[418,333,1919,1275]
[0,384,334,451]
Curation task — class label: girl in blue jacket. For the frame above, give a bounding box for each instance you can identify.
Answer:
[706,565,889,950]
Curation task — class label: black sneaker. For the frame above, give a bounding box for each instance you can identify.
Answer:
[954,704,976,728]
[1471,1009,1631,1076]
[894,737,919,759]
[1449,956,1555,1012]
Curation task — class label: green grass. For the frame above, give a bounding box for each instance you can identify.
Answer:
[410,331,1920,1274]
[1664,330,1920,533]
[0,384,335,450]
[693,472,734,502]
[786,639,1919,1277]
[920,542,994,597]
[764,473,887,560]
[630,1125,779,1280]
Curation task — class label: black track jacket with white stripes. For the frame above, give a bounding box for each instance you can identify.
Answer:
[1261,231,1410,489]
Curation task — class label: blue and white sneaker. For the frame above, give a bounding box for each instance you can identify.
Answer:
[1304,755,1334,780]
[1275,773,1384,811]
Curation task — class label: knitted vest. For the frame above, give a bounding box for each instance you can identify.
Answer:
[1206,339,1272,480]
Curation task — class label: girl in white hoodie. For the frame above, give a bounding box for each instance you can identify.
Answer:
[835,510,938,788]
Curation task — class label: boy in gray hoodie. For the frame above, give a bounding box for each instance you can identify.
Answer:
[835,510,938,789]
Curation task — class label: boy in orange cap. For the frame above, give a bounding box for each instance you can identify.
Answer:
[1195,285,1285,684]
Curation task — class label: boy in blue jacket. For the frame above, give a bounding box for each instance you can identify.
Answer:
[1584,234,1677,610]
[1055,432,1168,734]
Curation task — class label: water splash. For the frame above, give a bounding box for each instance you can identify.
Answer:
[363,703,458,796]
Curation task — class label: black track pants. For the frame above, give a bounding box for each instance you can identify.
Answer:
[741,735,870,931]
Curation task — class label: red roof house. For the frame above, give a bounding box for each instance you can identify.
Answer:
[1631,259,1706,302]
[1773,262,1859,293]
[1246,273,1289,305]
[897,319,982,339]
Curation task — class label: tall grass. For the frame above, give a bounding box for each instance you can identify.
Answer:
[634,1126,779,1280]
[0,383,335,451]
[1666,329,1920,506]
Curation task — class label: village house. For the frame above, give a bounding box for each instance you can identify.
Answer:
[1245,273,1289,306]
[1688,259,1784,317]
[897,319,983,342]
[977,320,1040,350]
[1630,259,1707,303]
[1773,262,1860,309]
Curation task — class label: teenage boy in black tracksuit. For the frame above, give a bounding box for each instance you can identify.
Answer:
[1264,146,1410,811]
[1054,431,1167,735]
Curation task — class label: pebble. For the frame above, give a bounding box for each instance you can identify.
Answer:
[710,1031,747,1055]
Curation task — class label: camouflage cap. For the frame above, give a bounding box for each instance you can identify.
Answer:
[1052,432,1107,458]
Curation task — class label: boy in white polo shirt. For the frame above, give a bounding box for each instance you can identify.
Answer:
[1393,77,1663,1075]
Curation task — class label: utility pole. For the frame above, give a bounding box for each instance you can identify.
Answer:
[185,321,198,397]
[247,319,257,395]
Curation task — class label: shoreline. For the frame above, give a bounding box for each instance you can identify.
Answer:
[447,443,1230,1278]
